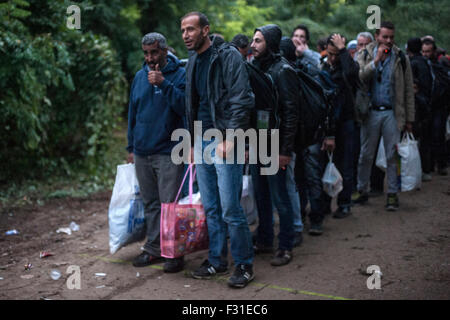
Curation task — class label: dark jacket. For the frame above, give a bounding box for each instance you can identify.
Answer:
[127,54,186,156]
[410,54,434,120]
[185,36,255,140]
[321,48,359,123]
[254,25,299,157]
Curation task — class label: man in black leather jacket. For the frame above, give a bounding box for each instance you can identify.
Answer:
[249,24,299,266]
[181,12,255,289]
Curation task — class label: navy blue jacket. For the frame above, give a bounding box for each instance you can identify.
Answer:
[127,54,186,156]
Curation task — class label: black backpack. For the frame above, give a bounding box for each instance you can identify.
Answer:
[245,62,280,130]
[428,61,450,108]
[295,65,337,148]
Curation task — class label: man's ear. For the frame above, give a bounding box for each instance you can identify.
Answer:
[202,25,210,38]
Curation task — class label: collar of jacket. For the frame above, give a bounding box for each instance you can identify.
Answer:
[187,35,228,63]
[364,41,401,60]
[141,53,181,74]
[254,51,281,72]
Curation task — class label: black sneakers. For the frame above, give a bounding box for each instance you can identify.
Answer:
[293,232,303,247]
[191,260,228,279]
[228,264,254,288]
[309,223,323,236]
[385,193,399,211]
[352,191,369,204]
[270,250,293,266]
[132,251,164,267]
[253,243,274,254]
[163,257,184,273]
[333,207,351,219]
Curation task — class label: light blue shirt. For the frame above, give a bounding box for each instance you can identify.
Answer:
[371,45,395,107]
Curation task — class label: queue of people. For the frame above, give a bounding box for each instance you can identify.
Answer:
[125,11,450,288]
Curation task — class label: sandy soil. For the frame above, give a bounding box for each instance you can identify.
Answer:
[0,174,449,300]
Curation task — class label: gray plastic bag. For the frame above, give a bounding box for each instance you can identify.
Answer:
[322,152,343,198]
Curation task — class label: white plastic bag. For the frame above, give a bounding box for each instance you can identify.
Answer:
[376,137,387,172]
[240,165,258,225]
[322,152,343,198]
[396,133,422,192]
[108,164,146,254]
[178,192,202,205]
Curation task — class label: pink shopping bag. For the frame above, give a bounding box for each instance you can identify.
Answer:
[160,164,208,258]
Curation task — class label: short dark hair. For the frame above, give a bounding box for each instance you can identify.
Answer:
[317,37,328,51]
[231,34,249,49]
[407,37,422,54]
[181,11,210,28]
[326,33,344,47]
[422,38,437,51]
[376,21,395,34]
[292,24,310,41]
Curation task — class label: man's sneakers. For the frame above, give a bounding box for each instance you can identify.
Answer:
[270,250,292,266]
[253,243,274,254]
[228,264,254,288]
[163,257,184,273]
[191,259,228,279]
[352,191,369,205]
[438,167,448,176]
[385,193,399,211]
[293,232,303,247]
[309,223,323,236]
[192,260,254,289]
[132,251,164,267]
[333,206,351,219]
[422,172,432,182]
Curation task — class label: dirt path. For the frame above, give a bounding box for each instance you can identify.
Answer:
[0,174,449,300]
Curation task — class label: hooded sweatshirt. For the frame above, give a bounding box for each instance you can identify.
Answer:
[253,24,299,156]
[127,54,186,156]
[253,24,282,72]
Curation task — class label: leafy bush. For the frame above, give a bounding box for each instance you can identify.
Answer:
[0,0,127,184]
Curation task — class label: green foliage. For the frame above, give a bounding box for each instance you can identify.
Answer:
[0,0,126,186]
[1,0,448,204]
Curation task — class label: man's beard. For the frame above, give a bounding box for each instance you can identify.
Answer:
[193,36,206,51]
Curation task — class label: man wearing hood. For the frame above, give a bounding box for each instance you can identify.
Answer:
[181,12,255,288]
[250,24,299,266]
[126,32,186,273]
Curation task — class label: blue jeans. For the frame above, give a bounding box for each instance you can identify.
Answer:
[287,154,303,232]
[324,119,354,209]
[250,161,295,251]
[195,139,253,268]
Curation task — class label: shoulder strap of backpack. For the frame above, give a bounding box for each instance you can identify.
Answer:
[398,50,406,73]
[426,59,436,93]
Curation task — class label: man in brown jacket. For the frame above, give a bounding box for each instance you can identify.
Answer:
[353,21,415,211]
